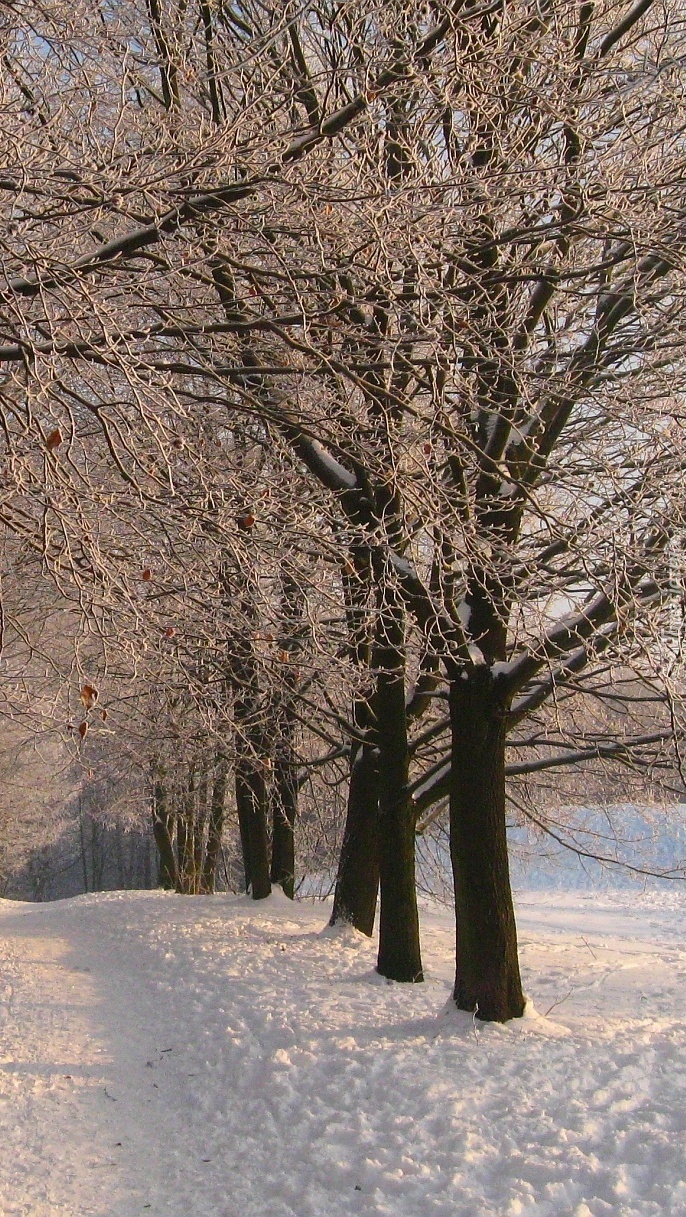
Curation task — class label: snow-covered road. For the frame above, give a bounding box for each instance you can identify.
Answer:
[0,887,684,1216]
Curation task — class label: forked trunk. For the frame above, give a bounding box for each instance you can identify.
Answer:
[448,668,525,1022]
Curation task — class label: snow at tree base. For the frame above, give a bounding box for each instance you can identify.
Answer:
[0,886,684,1217]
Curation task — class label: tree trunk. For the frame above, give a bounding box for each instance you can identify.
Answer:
[269,572,304,899]
[235,750,271,899]
[330,708,380,935]
[374,590,423,983]
[152,772,177,890]
[201,754,228,894]
[448,667,525,1022]
[331,541,380,934]
[226,564,271,901]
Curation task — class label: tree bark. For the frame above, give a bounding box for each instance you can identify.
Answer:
[152,772,178,890]
[226,564,272,901]
[235,747,271,899]
[374,588,423,983]
[330,728,380,934]
[448,667,525,1022]
[330,541,383,933]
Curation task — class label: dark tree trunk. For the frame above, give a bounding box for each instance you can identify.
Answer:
[235,749,271,899]
[331,542,380,934]
[201,754,228,894]
[226,564,271,902]
[235,762,253,893]
[330,707,380,935]
[448,667,525,1022]
[152,773,177,890]
[374,589,423,983]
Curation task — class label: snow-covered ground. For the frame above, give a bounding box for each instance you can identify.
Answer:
[0,886,684,1216]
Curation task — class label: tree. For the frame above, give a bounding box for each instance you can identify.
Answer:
[2,0,685,1018]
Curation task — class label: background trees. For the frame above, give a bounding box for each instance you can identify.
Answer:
[0,0,685,1018]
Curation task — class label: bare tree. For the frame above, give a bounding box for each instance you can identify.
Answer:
[1,0,685,1019]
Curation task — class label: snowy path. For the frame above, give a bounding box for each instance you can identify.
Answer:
[0,888,685,1216]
